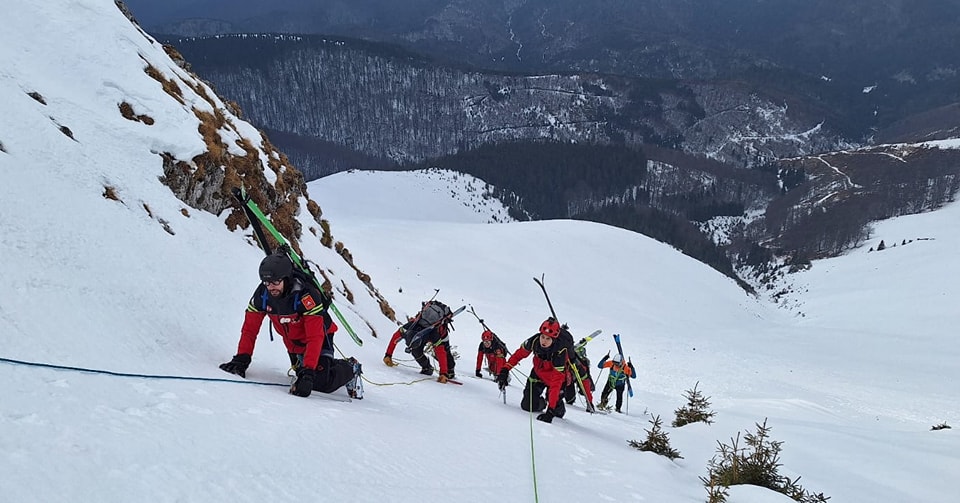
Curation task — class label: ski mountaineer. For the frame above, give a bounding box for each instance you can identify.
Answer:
[564,336,596,405]
[219,254,363,399]
[597,352,636,413]
[497,317,593,423]
[475,329,508,379]
[383,300,457,383]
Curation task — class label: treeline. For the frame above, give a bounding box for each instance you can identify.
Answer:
[765,146,960,259]
[574,205,745,288]
[406,140,649,220]
[166,32,845,181]
[406,140,748,286]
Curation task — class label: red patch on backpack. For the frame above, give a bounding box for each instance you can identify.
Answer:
[301,294,317,310]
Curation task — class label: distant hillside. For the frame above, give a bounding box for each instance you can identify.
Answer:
[136,11,960,290]
[163,33,849,179]
[130,0,960,141]
[406,138,960,290]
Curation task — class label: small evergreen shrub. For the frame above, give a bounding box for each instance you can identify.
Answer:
[673,381,716,427]
[628,415,682,460]
[700,419,829,503]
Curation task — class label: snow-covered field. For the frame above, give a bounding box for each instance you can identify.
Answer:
[1,2,958,502]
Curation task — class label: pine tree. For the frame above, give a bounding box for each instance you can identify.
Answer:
[672,381,716,427]
[628,415,682,460]
[700,419,829,503]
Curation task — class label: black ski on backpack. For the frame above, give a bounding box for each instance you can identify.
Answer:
[405,303,466,352]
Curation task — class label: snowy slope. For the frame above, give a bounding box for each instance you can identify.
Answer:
[317,168,514,223]
[1,2,958,503]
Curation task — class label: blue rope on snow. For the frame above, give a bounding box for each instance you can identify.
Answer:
[0,356,287,387]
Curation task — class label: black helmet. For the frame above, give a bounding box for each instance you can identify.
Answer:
[259,254,293,282]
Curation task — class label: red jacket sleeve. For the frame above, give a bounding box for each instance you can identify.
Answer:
[476,347,485,371]
[504,345,531,370]
[434,345,449,375]
[237,310,266,356]
[300,314,327,370]
[385,328,403,356]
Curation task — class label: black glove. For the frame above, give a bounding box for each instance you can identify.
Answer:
[536,409,555,423]
[496,368,510,389]
[476,369,483,378]
[290,367,315,397]
[219,354,251,378]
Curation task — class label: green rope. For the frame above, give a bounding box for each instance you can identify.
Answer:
[507,368,540,503]
[372,352,441,386]
[528,375,541,503]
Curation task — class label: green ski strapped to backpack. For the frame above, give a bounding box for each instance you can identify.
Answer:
[233,186,363,347]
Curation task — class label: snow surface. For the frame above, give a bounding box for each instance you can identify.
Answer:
[316,168,514,223]
[921,138,960,150]
[1,2,958,503]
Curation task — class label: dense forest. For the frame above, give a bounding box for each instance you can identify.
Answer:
[166,34,848,181]
[407,141,758,285]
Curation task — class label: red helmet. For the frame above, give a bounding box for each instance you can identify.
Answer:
[481,330,494,341]
[539,318,560,338]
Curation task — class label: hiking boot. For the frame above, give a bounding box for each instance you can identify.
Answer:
[552,401,566,419]
[346,357,363,400]
[598,399,609,410]
[536,410,554,423]
[420,367,434,376]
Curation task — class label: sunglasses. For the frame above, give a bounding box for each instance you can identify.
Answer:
[263,279,284,286]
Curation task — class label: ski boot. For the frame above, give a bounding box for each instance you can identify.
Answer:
[346,357,364,400]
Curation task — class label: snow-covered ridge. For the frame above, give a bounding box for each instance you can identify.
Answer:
[314,168,515,224]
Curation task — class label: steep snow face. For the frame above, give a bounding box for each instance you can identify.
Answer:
[2,2,959,503]
[0,0,392,367]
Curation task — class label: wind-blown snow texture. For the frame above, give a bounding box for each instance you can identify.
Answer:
[1,2,958,502]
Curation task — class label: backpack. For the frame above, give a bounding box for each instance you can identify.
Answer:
[418,300,453,328]
[558,326,577,357]
[289,265,332,309]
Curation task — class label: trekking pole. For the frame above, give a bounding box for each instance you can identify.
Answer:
[624,379,630,415]
[594,367,606,409]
